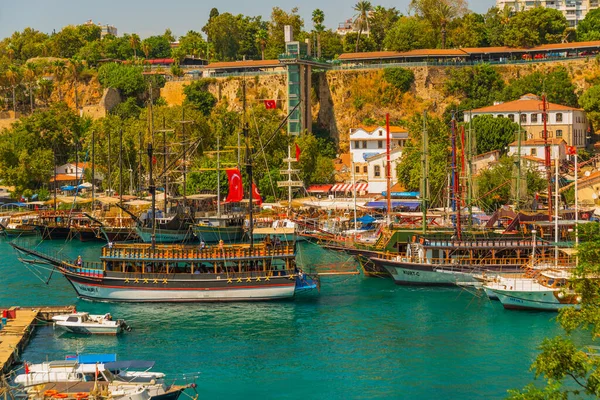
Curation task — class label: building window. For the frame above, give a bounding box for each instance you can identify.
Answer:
[378,140,383,149]
[531,148,537,156]
[497,114,504,119]
[520,114,527,123]
[355,165,360,173]
[374,165,381,177]
[362,140,367,149]
[363,166,367,173]
[508,114,514,122]
[556,129,563,137]
[556,113,563,122]
[531,114,538,123]
[379,130,383,136]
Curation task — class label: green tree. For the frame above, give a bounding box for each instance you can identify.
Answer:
[475,156,514,211]
[265,7,304,59]
[397,114,450,206]
[353,1,373,53]
[141,35,171,59]
[482,7,506,47]
[502,7,568,47]
[312,9,325,59]
[502,67,578,107]
[343,32,376,53]
[319,30,344,59]
[203,13,243,61]
[383,67,415,94]
[444,64,505,110]
[369,6,400,51]
[470,115,519,155]
[577,8,600,41]
[48,25,100,58]
[295,133,336,185]
[183,80,217,116]
[173,30,207,61]
[409,0,468,49]
[579,84,600,128]
[97,63,146,98]
[447,12,487,48]
[383,16,436,51]
[255,29,268,61]
[6,28,49,61]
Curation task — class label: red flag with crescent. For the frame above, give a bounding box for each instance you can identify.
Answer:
[225,168,243,202]
[567,146,577,155]
[252,182,262,206]
[295,143,301,162]
[264,99,276,109]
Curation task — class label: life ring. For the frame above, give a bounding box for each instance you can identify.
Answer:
[419,237,425,244]
[582,213,590,219]
[75,393,89,399]
[52,394,68,399]
[44,390,58,397]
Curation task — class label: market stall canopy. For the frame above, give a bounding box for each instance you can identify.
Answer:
[143,193,168,202]
[124,199,152,206]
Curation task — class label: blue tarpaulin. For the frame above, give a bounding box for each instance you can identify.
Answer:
[381,191,419,198]
[365,201,420,210]
[356,215,376,224]
[61,185,76,191]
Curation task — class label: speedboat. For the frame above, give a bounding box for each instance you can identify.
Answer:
[16,358,191,400]
[52,312,131,335]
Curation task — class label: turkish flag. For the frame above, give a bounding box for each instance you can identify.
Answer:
[567,146,577,155]
[152,156,157,165]
[264,100,276,109]
[225,168,244,202]
[252,182,263,206]
[295,143,301,161]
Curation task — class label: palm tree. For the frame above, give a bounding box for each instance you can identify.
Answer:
[312,9,325,59]
[353,1,372,53]
[255,29,268,60]
[141,42,152,59]
[37,78,54,107]
[23,63,38,113]
[52,60,66,101]
[67,59,85,110]
[5,65,21,115]
[437,2,453,49]
[129,34,141,59]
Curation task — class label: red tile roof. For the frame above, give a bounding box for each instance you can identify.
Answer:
[357,125,408,133]
[206,60,281,69]
[50,174,78,182]
[472,98,582,113]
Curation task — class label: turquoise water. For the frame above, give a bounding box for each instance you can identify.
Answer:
[2,238,564,399]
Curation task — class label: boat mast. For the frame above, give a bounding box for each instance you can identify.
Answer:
[543,95,552,221]
[467,110,473,229]
[148,143,156,249]
[421,111,428,235]
[92,130,95,212]
[119,129,123,207]
[516,111,522,210]
[107,130,111,197]
[162,116,168,215]
[288,145,293,216]
[53,148,57,214]
[386,114,391,226]
[138,130,143,195]
[575,149,579,247]
[554,157,559,267]
[245,122,254,249]
[352,160,357,235]
[217,134,221,217]
[451,113,461,240]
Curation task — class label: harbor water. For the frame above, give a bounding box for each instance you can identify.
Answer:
[3,238,563,399]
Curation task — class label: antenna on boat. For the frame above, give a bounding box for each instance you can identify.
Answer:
[92,130,96,212]
[386,114,391,226]
[451,112,462,240]
[119,128,123,207]
[421,111,428,235]
[542,94,552,221]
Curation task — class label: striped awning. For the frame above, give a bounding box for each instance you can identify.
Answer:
[331,183,368,192]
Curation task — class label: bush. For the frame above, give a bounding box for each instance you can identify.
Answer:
[383,68,415,93]
[97,63,146,98]
[183,80,217,116]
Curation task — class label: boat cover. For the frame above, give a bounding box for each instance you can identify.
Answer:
[104,361,156,370]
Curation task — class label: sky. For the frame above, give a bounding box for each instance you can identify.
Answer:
[0,0,496,40]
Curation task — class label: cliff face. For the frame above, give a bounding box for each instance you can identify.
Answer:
[158,59,600,149]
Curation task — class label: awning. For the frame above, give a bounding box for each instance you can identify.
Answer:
[104,360,156,371]
[307,184,333,193]
[331,183,368,192]
[365,200,420,210]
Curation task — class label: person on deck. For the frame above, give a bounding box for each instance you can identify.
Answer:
[76,255,82,267]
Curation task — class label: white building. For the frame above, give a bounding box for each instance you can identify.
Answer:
[364,147,403,194]
[464,94,590,148]
[83,20,117,38]
[508,138,567,174]
[349,124,409,183]
[55,162,88,176]
[496,0,599,27]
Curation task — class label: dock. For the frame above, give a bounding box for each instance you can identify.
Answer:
[0,306,75,376]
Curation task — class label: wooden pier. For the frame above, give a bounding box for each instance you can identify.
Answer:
[0,306,75,375]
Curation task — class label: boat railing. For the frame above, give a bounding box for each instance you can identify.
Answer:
[101,244,295,260]
[416,237,550,248]
[378,252,572,267]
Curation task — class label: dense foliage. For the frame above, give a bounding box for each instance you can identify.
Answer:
[469,115,519,155]
[382,67,415,93]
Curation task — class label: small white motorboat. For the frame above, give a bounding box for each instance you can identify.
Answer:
[52,312,130,335]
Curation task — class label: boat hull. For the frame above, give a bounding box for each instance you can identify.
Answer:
[64,272,297,302]
[371,257,523,286]
[490,288,580,311]
[36,225,73,240]
[55,323,122,335]
[192,225,244,243]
